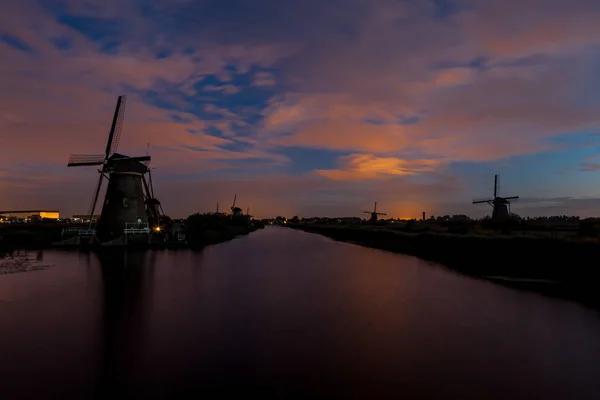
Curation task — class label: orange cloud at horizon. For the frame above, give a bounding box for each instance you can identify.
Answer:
[315,154,440,181]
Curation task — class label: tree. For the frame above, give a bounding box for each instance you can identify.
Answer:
[291,215,299,224]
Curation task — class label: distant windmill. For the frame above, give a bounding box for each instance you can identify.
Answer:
[246,207,253,218]
[472,174,519,220]
[67,95,165,241]
[230,194,243,217]
[363,201,387,223]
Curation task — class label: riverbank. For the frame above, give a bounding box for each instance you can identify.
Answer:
[186,224,263,250]
[0,223,66,251]
[0,219,264,252]
[289,224,600,308]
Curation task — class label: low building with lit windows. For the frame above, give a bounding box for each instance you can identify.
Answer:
[0,210,60,221]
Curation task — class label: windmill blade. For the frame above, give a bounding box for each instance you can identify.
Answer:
[231,194,237,209]
[110,155,151,164]
[148,168,156,198]
[473,198,493,204]
[141,174,152,201]
[494,174,499,198]
[104,95,127,159]
[109,95,126,155]
[504,196,519,200]
[87,172,105,228]
[378,213,388,216]
[67,154,106,167]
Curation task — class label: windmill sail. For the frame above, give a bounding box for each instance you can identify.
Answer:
[65,95,165,241]
[472,174,519,220]
[104,96,127,159]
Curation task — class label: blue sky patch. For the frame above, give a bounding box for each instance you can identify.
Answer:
[278,147,346,175]
[1,34,33,53]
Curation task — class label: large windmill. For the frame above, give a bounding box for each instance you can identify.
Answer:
[363,201,387,223]
[472,174,519,220]
[67,96,165,241]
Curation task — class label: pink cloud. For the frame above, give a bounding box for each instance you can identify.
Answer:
[0,1,290,179]
[432,68,472,86]
[456,1,600,62]
[253,71,276,87]
[269,121,414,153]
[260,47,600,163]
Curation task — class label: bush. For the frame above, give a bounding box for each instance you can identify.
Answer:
[186,213,251,233]
[579,219,598,238]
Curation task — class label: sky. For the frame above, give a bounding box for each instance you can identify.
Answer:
[1,0,600,219]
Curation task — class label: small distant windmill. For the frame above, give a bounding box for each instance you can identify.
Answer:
[472,174,519,220]
[246,207,253,218]
[67,95,165,241]
[363,201,387,223]
[230,194,243,217]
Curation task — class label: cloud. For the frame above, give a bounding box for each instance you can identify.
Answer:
[314,154,440,181]
[580,162,600,172]
[432,67,472,86]
[510,197,600,218]
[252,71,276,87]
[0,0,289,174]
[202,84,241,94]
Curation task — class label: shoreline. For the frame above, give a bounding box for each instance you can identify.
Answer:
[289,224,600,309]
[0,224,263,253]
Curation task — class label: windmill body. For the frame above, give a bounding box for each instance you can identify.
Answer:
[363,201,387,223]
[67,96,164,242]
[95,154,150,241]
[472,175,519,221]
[231,194,243,217]
[491,197,510,220]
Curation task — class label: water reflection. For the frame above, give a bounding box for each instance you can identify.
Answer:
[1,230,600,399]
[79,250,92,268]
[94,250,155,398]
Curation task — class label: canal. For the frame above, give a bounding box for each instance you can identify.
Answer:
[1,227,599,399]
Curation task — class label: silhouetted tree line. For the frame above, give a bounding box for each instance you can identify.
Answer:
[184,213,264,249]
[186,213,254,230]
[287,213,600,238]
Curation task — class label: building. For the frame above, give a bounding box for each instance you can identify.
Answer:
[0,210,60,221]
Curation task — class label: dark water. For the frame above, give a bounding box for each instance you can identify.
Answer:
[1,227,600,399]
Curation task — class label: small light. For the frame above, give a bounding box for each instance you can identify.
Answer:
[154,226,161,232]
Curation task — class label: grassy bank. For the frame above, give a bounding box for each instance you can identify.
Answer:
[290,224,600,307]
[0,214,264,251]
